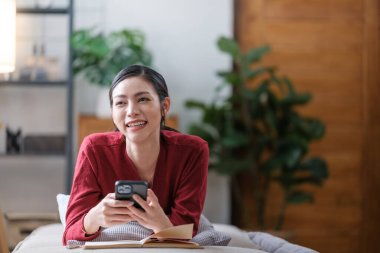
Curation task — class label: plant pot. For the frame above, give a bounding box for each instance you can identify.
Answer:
[203,171,231,223]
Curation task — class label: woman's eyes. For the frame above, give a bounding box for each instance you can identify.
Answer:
[138,97,150,103]
[115,101,126,106]
[114,97,150,106]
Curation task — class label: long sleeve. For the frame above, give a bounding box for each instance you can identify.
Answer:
[62,137,102,245]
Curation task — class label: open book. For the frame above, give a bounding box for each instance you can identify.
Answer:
[83,224,202,249]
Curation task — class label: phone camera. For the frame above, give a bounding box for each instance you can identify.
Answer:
[117,184,132,194]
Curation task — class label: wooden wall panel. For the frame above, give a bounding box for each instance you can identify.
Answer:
[263,0,363,20]
[264,22,362,51]
[235,0,379,252]
[361,0,380,251]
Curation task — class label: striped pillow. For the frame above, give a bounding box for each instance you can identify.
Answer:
[66,215,230,248]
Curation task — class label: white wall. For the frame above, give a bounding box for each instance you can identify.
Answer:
[74,0,233,132]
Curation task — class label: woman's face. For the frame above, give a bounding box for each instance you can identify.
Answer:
[111,76,170,143]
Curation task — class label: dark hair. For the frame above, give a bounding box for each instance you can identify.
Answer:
[109,64,177,131]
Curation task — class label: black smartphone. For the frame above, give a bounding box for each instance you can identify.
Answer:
[115,180,148,209]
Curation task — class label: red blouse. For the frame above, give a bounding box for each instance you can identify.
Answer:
[63,130,209,245]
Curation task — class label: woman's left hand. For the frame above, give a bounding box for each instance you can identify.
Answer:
[127,189,173,233]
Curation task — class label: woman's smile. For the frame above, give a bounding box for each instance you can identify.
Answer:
[125,120,148,130]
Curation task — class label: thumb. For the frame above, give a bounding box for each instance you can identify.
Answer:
[107,192,116,200]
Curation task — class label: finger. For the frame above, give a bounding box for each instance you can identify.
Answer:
[146,189,159,207]
[127,204,147,221]
[105,218,132,228]
[129,213,146,225]
[133,194,150,210]
[104,198,133,208]
[147,189,159,202]
[114,200,134,207]
[105,206,132,215]
[108,214,132,222]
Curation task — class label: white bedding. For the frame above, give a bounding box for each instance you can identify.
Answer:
[13,223,318,253]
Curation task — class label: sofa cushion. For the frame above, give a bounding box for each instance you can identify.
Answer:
[56,194,69,227]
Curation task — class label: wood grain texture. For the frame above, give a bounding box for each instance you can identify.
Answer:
[0,210,9,253]
[361,0,380,251]
[235,0,379,252]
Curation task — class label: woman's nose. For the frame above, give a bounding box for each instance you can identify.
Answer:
[126,102,139,117]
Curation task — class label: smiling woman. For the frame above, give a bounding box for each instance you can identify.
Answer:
[110,77,168,143]
[63,65,210,245]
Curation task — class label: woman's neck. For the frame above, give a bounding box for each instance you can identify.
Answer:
[126,135,160,175]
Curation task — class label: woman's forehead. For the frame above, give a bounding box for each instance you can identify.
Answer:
[112,77,156,97]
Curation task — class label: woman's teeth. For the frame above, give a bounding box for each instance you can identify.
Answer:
[127,121,146,127]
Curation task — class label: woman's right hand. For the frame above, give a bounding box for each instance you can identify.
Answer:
[83,193,133,235]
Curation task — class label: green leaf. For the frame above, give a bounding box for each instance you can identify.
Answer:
[284,77,296,95]
[246,67,274,80]
[281,93,312,106]
[71,28,152,87]
[217,37,240,58]
[299,158,329,179]
[262,156,283,174]
[213,157,252,175]
[264,109,277,129]
[291,116,325,140]
[244,45,271,64]
[304,119,325,139]
[286,191,314,204]
[292,177,323,186]
[188,124,217,146]
[280,135,308,153]
[203,104,227,126]
[263,144,305,174]
[217,71,242,86]
[185,100,206,110]
[221,132,250,149]
[285,148,304,168]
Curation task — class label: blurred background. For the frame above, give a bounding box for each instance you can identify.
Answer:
[0,0,379,253]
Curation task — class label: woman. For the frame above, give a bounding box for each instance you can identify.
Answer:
[63,65,209,245]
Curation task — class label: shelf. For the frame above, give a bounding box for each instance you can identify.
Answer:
[0,153,65,157]
[1,0,75,195]
[0,80,68,87]
[16,7,69,15]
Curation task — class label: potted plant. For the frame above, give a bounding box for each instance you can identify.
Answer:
[71,28,153,117]
[185,37,328,231]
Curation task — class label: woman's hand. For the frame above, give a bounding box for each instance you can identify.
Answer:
[128,189,173,233]
[83,193,134,235]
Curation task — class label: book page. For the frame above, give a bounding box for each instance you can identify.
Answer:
[84,240,143,249]
[148,223,194,240]
[83,224,199,249]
